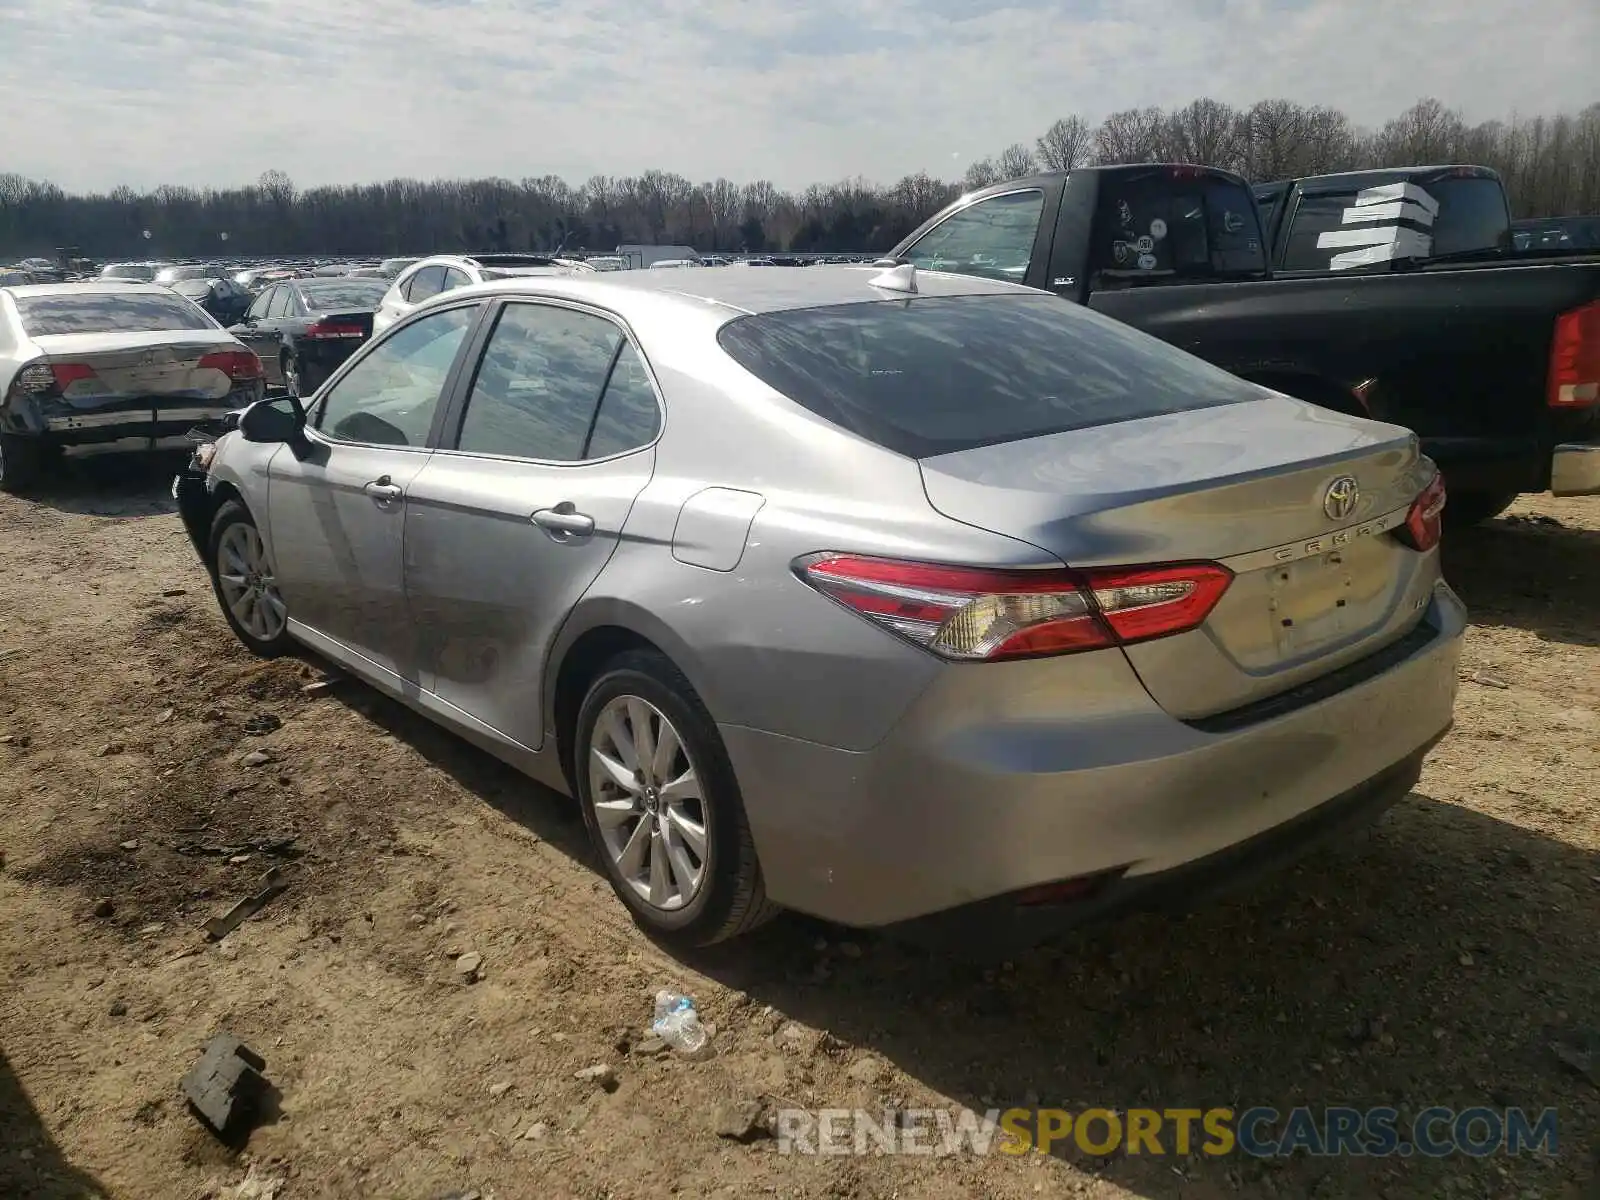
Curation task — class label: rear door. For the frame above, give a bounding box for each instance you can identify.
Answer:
[403,299,660,751]
[265,302,481,683]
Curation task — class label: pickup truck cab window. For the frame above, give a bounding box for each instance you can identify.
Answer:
[1092,171,1267,285]
[900,190,1043,282]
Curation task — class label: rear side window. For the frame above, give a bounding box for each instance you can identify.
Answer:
[455,302,624,461]
[14,292,215,336]
[717,295,1262,459]
[442,267,472,291]
[404,265,446,302]
[1093,172,1266,282]
[586,343,661,458]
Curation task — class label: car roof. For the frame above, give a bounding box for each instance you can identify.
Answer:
[3,280,177,298]
[436,263,1039,318]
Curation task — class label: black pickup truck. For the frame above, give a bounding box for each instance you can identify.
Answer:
[887,164,1600,523]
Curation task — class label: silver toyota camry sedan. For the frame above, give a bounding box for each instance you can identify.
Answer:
[175,264,1464,952]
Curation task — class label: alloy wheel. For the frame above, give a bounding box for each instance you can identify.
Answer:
[588,695,708,911]
[215,522,287,642]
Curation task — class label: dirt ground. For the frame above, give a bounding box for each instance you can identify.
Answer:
[0,457,1596,1200]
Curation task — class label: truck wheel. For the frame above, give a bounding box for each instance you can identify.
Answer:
[1444,488,1519,530]
[0,434,45,494]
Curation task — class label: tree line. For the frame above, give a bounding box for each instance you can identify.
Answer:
[2,97,1597,261]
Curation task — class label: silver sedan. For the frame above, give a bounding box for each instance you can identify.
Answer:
[175,265,1464,951]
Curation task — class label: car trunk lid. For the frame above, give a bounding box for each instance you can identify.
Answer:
[31,331,243,402]
[918,395,1438,719]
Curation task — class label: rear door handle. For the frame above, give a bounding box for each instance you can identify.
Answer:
[363,476,403,503]
[532,504,595,539]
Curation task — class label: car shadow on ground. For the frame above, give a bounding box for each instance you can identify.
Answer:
[693,798,1599,1198]
[322,673,1599,1199]
[1444,516,1600,648]
[13,453,185,519]
[0,1052,109,1198]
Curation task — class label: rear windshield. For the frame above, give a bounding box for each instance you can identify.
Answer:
[14,292,216,336]
[716,294,1263,458]
[298,281,387,308]
[172,280,216,297]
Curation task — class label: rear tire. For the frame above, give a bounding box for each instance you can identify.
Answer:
[0,434,45,494]
[1444,487,1519,530]
[575,649,780,947]
[206,500,293,657]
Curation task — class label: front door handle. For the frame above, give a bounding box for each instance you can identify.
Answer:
[363,476,403,503]
[532,503,595,539]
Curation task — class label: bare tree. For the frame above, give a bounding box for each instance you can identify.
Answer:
[1165,99,1241,171]
[1095,107,1169,164]
[1036,116,1094,171]
[963,157,1002,190]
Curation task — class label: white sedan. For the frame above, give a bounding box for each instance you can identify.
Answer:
[372,254,594,336]
[0,282,264,492]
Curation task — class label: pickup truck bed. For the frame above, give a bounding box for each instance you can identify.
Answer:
[889,164,1600,522]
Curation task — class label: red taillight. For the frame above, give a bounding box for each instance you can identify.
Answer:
[303,321,365,340]
[1397,473,1447,552]
[198,349,264,382]
[51,362,97,387]
[1548,300,1600,408]
[797,554,1232,662]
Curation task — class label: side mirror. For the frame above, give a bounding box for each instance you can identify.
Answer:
[238,395,307,446]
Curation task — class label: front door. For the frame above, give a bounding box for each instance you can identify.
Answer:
[265,303,480,683]
[404,300,662,749]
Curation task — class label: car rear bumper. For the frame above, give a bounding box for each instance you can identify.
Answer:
[8,389,263,449]
[723,580,1465,941]
[1550,438,1600,496]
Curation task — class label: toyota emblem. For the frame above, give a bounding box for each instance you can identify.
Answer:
[1323,475,1360,521]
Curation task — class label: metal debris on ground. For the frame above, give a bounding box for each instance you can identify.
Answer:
[173,836,298,860]
[203,867,288,941]
[181,1034,271,1140]
[1463,670,1510,689]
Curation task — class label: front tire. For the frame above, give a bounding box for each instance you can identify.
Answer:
[575,650,780,947]
[207,500,293,657]
[0,433,45,494]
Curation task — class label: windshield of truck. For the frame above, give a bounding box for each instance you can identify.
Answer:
[1091,171,1267,284]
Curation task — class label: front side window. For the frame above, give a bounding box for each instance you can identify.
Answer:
[455,303,627,461]
[245,288,274,322]
[314,305,475,447]
[403,265,446,303]
[900,190,1043,282]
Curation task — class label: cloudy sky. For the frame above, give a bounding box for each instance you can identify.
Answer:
[3,0,1595,193]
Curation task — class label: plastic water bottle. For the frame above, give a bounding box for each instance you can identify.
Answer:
[652,990,708,1054]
